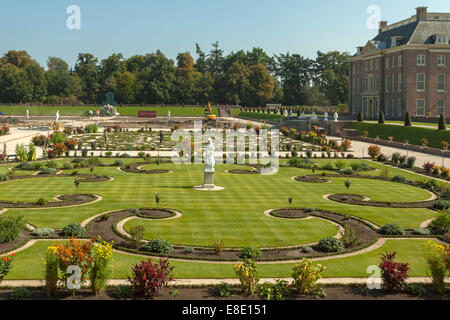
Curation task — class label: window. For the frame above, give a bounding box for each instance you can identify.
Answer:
[417,55,426,66]
[398,98,402,117]
[438,100,445,115]
[392,75,395,92]
[375,60,379,70]
[370,60,374,71]
[352,65,356,74]
[365,61,369,72]
[438,74,445,91]
[438,55,446,66]
[398,56,402,67]
[385,99,390,116]
[416,100,425,116]
[385,59,390,69]
[374,99,379,116]
[436,34,448,44]
[375,76,379,92]
[364,78,368,93]
[398,73,403,92]
[392,57,395,68]
[417,73,425,91]
[385,75,390,92]
[369,76,374,92]
[352,79,356,94]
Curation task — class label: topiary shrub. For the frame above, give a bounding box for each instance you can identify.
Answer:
[61,223,86,237]
[301,246,314,254]
[17,162,32,170]
[31,228,55,237]
[412,228,431,236]
[433,199,450,210]
[142,239,173,254]
[392,175,406,182]
[40,168,57,175]
[238,247,262,261]
[113,160,124,167]
[0,174,8,181]
[316,237,344,253]
[72,157,85,163]
[379,223,404,235]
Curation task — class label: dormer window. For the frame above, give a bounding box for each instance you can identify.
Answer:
[436,34,448,44]
[391,37,405,48]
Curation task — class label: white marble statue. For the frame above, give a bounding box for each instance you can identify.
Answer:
[311,112,318,120]
[26,109,29,120]
[323,112,329,121]
[299,111,306,119]
[204,138,215,172]
[56,110,60,122]
[284,109,288,117]
[168,110,171,121]
[334,112,339,122]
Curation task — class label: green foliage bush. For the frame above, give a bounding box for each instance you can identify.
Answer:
[40,168,57,175]
[31,228,55,237]
[113,285,133,299]
[392,175,406,182]
[10,287,30,300]
[113,160,124,167]
[379,223,404,235]
[238,247,262,261]
[433,199,450,210]
[0,216,25,243]
[61,223,86,237]
[215,283,233,297]
[259,280,289,300]
[412,228,431,236]
[430,211,450,233]
[316,237,344,253]
[142,239,173,254]
[0,174,9,181]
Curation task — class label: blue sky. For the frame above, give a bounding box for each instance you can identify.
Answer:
[0,0,448,68]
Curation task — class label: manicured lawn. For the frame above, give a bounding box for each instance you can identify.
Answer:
[348,122,450,149]
[1,161,438,240]
[0,106,217,117]
[4,239,432,279]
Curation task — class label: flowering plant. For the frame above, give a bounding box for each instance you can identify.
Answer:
[234,260,260,295]
[89,237,114,295]
[0,251,15,283]
[379,251,409,291]
[292,258,325,294]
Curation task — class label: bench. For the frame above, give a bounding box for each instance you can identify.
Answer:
[138,111,157,118]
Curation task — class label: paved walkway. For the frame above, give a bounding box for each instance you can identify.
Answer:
[328,136,448,168]
[1,277,445,288]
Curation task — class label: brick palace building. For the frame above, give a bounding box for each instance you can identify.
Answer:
[349,7,450,120]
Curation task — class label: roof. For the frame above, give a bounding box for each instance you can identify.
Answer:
[371,21,419,50]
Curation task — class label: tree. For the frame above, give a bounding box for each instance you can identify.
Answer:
[357,110,363,122]
[438,113,446,131]
[115,71,136,104]
[218,61,250,105]
[155,193,160,208]
[313,51,350,105]
[404,112,412,127]
[247,64,274,106]
[194,43,208,73]
[272,53,314,105]
[74,53,100,103]
[378,111,385,124]
[136,51,176,104]
[0,63,33,102]
[344,180,352,200]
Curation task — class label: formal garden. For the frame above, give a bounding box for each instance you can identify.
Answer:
[0,150,449,299]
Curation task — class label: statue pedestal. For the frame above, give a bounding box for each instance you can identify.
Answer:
[203,171,215,189]
[193,170,225,192]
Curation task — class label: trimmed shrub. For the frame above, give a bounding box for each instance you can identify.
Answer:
[379,223,404,235]
[61,223,86,237]
[316,237,344,253]
[392,175,406,182]
[113,160,124,167]
[433,199,450,210]
[31,228,54,237]
[142,239,173,254]
[238,247,262,261]
[412,228,431,236]
[11,287,30,300]
[40,168,57,175]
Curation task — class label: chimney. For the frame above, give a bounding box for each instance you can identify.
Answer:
[356,46,364,55]
[379,21,388,34]
[416,7,428,21]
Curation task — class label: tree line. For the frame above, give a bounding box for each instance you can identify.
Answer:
[0,43,350,107]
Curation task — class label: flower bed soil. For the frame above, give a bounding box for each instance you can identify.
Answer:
[121,162,170,174]
[0,194,97,208]
[0,285,446,300]
[0,230,30,254]
[135,208,176,219]
[109,209,379,262]
[270,209,311,219]
[327,193,433,208]
[294,176,331,183]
